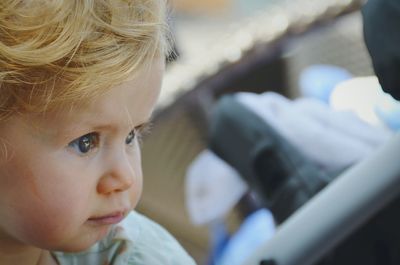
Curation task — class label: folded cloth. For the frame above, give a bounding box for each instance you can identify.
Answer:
[185,150,249,226]
[235,92,392,174]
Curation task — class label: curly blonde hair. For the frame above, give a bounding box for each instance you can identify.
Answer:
[0,0,170,120]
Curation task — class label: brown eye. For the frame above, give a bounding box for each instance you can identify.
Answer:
[125,130,135,145]
[68,133,99,154]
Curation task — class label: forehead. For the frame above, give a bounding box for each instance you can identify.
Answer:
[31,58,164,131]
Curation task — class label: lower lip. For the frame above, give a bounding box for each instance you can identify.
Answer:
[87,213,125,225]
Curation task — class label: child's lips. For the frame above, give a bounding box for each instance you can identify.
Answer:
[87,211,126,225]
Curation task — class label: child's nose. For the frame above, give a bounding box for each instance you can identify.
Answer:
[96,153,137,195]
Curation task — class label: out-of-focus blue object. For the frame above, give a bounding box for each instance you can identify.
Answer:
[216,209,275,265]
[299,64,353,103]
[207,220,231,265]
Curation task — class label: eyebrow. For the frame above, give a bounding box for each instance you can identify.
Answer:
[56,116,153,143]
[88,117,153,133]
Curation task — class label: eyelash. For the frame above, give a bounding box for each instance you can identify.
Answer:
[67,123,151,155]
[134,122,152,144]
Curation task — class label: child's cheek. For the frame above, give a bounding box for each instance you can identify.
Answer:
[16,174,92,247]
[4,193,79,249]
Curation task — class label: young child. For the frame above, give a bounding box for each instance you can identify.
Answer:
[0,0,195,264]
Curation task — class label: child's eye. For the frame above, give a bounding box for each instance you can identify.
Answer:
[68,132,100,154]
[125,130,136,145]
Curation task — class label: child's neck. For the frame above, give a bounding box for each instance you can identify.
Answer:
[0,245,58,265]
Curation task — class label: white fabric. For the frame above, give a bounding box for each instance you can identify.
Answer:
[185,150,249,226]
[330,76,400,130]
[235,92,392,173]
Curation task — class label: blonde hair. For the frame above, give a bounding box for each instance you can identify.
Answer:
[0,0,170,120]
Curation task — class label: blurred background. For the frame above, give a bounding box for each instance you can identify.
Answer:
[134,0,378,264]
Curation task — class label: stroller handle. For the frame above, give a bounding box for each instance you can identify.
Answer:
[243,133,400,265]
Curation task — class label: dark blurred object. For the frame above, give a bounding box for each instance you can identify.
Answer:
[362,0,400,100]
[209,96,332,223]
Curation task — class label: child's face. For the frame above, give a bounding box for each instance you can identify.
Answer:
[0,58,164,252]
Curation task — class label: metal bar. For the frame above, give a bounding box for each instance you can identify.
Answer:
[243,133,400,265]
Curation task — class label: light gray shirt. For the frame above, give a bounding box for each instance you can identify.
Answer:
[52,211,196,265]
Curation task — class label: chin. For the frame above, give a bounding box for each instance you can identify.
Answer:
[49,226,111,253]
